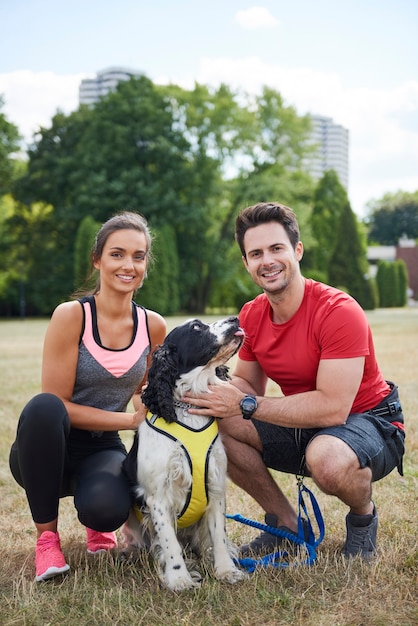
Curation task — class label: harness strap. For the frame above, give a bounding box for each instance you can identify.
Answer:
[141,413,219,528]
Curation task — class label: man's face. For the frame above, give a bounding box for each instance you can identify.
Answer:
[242,222,303,296]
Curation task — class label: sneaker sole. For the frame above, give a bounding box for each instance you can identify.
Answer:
[342,547,377,561]
[35,564,70,582]
[87,545,117,554]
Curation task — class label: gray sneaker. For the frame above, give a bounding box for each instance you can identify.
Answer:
[240,514,310,557]
[343,506,378,561]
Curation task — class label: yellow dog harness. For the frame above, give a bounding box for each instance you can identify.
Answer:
[134,412,219,528]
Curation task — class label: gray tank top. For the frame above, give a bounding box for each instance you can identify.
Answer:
[72,296,150,414]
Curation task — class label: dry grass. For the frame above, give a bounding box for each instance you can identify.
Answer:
[1,309,417,626]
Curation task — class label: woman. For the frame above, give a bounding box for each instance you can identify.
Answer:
[9,211,166,581]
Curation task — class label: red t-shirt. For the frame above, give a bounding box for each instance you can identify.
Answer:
[238,279,389,414]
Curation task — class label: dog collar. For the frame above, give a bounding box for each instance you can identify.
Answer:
[173,399,202,412]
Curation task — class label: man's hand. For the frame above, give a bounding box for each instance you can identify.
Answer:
[182,383,244,418]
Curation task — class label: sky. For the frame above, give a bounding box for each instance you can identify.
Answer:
[1,0,417,217]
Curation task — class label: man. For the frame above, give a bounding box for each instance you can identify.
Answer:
[183,202,405,560]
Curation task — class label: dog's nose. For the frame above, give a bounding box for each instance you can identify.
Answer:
[225,316,244,337]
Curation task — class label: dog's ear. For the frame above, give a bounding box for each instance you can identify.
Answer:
[142,342,179,422]
[215,365,231,381]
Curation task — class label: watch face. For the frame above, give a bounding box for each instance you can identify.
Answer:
[241,396,257,413]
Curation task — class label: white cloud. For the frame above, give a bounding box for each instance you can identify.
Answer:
[234,7,280,30]
[0,70,84,143]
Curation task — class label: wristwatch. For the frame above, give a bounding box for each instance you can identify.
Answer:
[240,395,258,420]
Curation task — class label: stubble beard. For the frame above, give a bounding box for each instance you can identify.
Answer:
[258,266,296,300]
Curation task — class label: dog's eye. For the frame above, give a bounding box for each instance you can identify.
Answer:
[191,320,208,332]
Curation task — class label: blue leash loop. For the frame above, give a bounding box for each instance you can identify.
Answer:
[226,477,325,572]
[297,476,325,548]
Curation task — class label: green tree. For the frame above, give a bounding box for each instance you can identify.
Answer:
[74,215,101,289]
[328,202,377,309]
[0,96,21,195]
[310,170,349,275]
[0,102,23,314]
[199,86,315,309]
[366,190,418,244]
[9,79,316,316]
[1,200,55,315]
[12,76,194,313]
[157,82,247,312]
[0,194,18,314]
[10,108,97,313]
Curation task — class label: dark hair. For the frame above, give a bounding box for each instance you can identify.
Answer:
[235,202,300,257]
[75,211,153,297]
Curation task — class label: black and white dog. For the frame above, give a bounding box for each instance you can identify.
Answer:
[122,317,246,591]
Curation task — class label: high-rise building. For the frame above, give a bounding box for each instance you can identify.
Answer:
[306,114,349,189]
[79,67,143,105]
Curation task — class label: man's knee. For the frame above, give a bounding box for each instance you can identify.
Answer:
[305,435,363,492]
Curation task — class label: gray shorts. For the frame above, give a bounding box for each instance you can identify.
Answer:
[252,388,405,481]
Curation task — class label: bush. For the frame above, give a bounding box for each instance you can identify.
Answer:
[376,260,407,308]
[395,259,408,307]
[139,224,180,315]
[359,276,379,310]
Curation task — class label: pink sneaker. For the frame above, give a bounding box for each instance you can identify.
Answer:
[86,528,118,554]
[35,531,70,582]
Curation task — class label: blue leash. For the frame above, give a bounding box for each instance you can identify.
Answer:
[226,477,325,572]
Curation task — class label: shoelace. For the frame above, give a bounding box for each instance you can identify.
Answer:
[349,525,373,548]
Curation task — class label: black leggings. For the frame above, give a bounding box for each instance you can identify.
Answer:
[9,393,133,531]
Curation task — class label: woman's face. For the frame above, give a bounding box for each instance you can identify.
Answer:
[93,228,149,293]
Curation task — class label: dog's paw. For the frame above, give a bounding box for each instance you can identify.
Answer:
[215,565,247,584]
[160,559,203,592]
[164,571,201,592]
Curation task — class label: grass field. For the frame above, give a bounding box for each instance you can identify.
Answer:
[0,309,417,626]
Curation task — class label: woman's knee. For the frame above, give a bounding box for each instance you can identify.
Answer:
[10,393,70,482]
[75,452,132,531]
[76,476,132,531]
[21,393,69,430]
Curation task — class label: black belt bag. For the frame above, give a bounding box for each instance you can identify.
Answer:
[367,381,403,426]
[367,381,404,476]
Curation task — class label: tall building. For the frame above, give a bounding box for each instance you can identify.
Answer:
[306,114,349,189]
[79,67,143,105]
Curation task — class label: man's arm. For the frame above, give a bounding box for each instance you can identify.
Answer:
[183,356,365,428]
[254,356,364,427]
[231,358,268,396]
